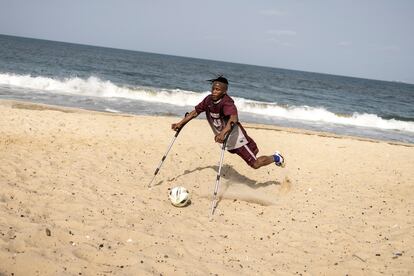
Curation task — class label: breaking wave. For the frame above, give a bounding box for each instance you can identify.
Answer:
[1,73,413,133]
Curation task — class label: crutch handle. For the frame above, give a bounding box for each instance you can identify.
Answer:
[175,112,190,135]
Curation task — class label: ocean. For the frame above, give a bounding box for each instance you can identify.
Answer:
[1,34,413,143]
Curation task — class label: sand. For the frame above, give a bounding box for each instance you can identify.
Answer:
[0,99,413,276]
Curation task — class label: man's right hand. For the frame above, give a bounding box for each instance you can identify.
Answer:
[171,123,182,131]
[171,110,197,132]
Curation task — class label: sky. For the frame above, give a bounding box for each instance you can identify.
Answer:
[1,0,413,83]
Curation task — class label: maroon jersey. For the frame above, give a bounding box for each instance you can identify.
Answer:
[195,94,251,150]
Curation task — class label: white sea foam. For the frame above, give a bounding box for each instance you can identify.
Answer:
[0,73,207,106]
[1,73,413,133]
[235,99,414,132]
[104,108,121,113]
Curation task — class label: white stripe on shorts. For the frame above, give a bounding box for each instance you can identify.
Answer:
[243,145,257,160]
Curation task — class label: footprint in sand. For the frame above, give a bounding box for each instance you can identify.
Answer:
[7,239,26,253]
[72,246,99,262]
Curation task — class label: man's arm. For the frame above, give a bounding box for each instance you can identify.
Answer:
[215,114,238,143]
[171,109,199,131]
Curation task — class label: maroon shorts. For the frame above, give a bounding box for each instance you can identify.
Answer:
[228,139,259,167]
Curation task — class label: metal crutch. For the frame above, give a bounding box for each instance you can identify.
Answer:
[210,122,236,217]
[147,113,189,188]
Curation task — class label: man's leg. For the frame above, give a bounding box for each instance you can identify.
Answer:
[252,152,285,169]
[251,155,274,169]
[228,141,258,168]
[229,140,285,169]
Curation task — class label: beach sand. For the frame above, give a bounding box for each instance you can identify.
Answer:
[0,99,413,275]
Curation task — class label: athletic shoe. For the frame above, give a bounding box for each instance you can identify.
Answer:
[273,151,285,167]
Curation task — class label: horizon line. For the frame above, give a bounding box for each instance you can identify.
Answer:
[1,33,412,85]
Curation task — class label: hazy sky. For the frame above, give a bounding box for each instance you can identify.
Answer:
[1,0,413,83]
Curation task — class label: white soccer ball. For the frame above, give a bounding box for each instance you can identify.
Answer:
[169,186,191,207]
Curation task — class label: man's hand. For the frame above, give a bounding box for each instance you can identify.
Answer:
[171,122,183,131]
[171,110,198,132]
[214,131,227,143]
[215,118,237,143]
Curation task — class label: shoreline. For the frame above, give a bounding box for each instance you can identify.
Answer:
[1,99,413,275]
[3,99,413,148]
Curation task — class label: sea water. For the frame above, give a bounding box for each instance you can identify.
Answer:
[1,34,413,143]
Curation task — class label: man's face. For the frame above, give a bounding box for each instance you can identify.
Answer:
[211,82,227,101]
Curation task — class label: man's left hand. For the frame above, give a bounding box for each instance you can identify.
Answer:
[215,131,227,143]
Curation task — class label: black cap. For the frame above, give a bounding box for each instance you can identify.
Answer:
[207,76,228,85]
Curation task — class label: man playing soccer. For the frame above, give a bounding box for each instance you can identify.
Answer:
[171,76,285,169]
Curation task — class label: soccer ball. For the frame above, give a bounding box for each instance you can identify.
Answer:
[169,186,191,207]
